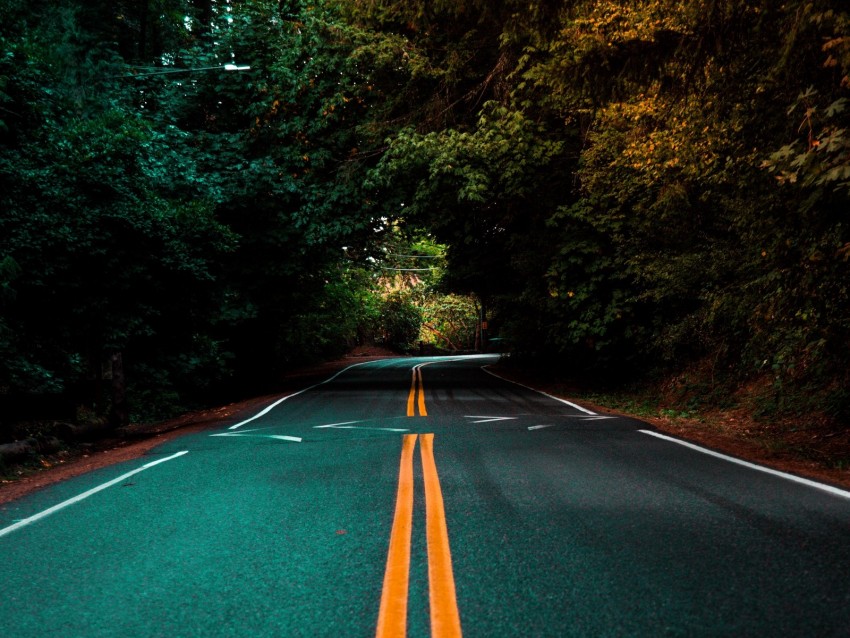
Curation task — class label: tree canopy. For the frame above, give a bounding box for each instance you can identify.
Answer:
[2,0,848,424]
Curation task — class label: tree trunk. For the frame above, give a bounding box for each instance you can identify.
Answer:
[192,0,214,35]
[137,0,149,62]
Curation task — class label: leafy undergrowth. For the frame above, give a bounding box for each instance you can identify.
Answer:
[493,360,850,490]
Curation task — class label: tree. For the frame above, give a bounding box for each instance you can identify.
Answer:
[361,0,850,415]
[1,1,237,422]
[4,0,849,429]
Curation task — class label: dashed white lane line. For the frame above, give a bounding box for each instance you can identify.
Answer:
[639,430,850,500]
[0,451,190,539]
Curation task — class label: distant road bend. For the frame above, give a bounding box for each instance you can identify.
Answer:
[1,355,849,637]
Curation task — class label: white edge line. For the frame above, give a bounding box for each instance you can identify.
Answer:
[410,357,466,373]
[228,360,378,430]
[639,430,850,500]
[227,392,305,429]
[0,451,190,539]
[480,366,597,416]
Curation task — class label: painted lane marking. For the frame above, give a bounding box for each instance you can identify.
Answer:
[405,358,472,418]
[314,425,410,433]
[480,366,597,415]
[417,367,428,417]
[211,429,302,443]
[313,421,361,428]
[376,434,463,638]
[420,433,463,638]
[464,416,517,424]
[406,369,416,416]
[228,360,378,430]
[228,395,300,430]
[376,434,418,638]
[407,365,428,417]
[0,451,189,539]
[528,425,555,430]
[639,430,850,500]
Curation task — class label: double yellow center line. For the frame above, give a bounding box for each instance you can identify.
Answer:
[376,433,462,638]
[407,365,428,417]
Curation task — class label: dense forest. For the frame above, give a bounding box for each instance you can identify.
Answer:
[1,0,848,428]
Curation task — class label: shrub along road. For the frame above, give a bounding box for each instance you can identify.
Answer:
[1,356,848,637]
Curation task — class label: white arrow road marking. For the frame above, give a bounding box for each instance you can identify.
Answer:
[314,425,410,432]
[211,429,302,443]
[528,416,616,430]
[212,428,263,436]
[313,421,361,428]
[464,416,519,424]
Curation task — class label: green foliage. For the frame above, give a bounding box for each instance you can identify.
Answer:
[420,294,478,351]
[1,17,234,392]
[380,294,422,352]
[361,0,850,417]
[175,0,420,379]
[4,0,850,426]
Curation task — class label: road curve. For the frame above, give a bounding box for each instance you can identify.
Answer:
[1,355,848,637]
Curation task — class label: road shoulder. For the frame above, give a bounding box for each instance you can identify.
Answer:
[486,363,850,491]
[0,354,397,505]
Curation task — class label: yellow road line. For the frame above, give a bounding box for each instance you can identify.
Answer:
[407,369,417,417]
[420,433,463,638]
[417,368,428,417]
[377,434,462,638]
[407,367,427,417]
[376,433,418,638]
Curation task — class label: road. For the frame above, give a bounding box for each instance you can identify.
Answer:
[1,355,849,637]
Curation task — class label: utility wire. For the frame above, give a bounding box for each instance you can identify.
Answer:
[385,253,442,259]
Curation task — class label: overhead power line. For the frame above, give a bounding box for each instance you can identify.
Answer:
[385,253,442,259]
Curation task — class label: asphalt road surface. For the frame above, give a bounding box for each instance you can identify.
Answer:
[2,355,849,637]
